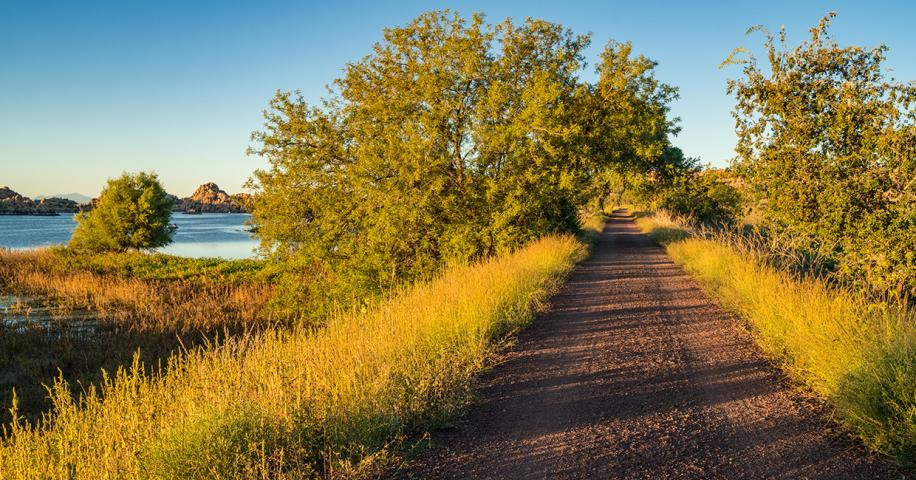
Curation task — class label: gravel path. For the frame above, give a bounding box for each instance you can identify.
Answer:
[398,211,903,479]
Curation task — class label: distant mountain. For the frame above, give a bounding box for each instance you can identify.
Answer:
[35,192,92,204]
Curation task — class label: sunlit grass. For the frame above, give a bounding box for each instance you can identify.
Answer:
[0,249,273,332]
[578,210,607,243]
[1,247,267,282]
[0,234,587,478]
[0,248,277,425]
[637,214,916,466]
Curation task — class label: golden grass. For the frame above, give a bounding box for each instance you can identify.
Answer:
[578,211,607,243]
[0,234,587,479]
[0,249,273,332]
[0,249,274,424]
[637,214,916,466]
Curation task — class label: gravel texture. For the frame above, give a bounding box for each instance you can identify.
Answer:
[398,211,903,479]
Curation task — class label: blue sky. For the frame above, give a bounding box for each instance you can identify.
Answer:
[1,0,914,198]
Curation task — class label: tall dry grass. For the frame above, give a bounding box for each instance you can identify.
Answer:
[637,214,916,466]
[0,249,274,332]
[0,249,276,422]
[0,234,586,479]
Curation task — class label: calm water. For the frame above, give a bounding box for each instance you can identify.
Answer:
[0,213,258,259]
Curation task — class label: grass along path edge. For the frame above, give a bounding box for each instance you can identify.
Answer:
[636,213,916,467]
[0,228,594,479]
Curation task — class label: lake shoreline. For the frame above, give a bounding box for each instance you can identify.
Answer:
[0,213,258,259]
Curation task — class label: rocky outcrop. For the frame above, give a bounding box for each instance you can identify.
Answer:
[0,187,83,215]
[0,183,250,215]
[0,187,24,202]
[0,186,34,214]
[35,197,81,214]
[176,183,246,213]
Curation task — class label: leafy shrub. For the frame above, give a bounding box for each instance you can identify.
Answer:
[69,172,174,253]
[627,147,744,226]
[725,13,916,296]
[658,169,743,226]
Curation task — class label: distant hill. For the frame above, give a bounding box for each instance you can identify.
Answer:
[35,192,92,204]
[2,184,249,215]
[1,187,82,215]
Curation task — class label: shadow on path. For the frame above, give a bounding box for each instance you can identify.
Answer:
[399,211,901,479]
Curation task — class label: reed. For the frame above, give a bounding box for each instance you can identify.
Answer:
[0,248,276,423]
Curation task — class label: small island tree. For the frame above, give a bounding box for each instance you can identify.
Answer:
[69,172,175,252]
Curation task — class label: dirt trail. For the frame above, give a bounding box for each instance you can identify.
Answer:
[399,211,902,479]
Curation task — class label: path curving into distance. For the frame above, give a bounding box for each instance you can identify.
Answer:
[399,211,902,479]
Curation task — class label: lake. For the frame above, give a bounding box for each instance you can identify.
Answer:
[0,213,259,259]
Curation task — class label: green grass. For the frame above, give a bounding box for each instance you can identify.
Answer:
[0,233,589,479]
[24,247,269,284]
[637,213,916,467]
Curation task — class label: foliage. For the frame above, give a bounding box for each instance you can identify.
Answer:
[725,13,916,296]
[248,11,677,321]
[69,172,175,253]
[0,234,585,479]
[621,147,743,225]
[637,214,916,466]
[658,170,743,226]
[577,41,681,210]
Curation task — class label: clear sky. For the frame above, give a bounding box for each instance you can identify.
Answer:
[1,0,914,198]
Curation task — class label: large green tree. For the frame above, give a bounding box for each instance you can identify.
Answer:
[725,13,916,295]
[583,41,681,209]
[69,172,175,253]
[248,11,679,318]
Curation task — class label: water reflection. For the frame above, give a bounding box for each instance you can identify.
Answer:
[159,240,257,260]
[0,294,98,335]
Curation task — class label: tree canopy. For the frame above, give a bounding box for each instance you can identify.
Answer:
[248,11,681,317]
[69,172,175,253]
[725,13,916,295]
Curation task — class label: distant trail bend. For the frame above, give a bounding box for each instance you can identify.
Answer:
[399,211,901,479]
